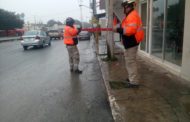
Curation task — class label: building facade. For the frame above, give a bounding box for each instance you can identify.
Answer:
[103,0,190,81]
[137,0,190,81]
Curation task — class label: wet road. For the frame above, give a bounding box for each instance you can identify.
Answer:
[0,40,113,122]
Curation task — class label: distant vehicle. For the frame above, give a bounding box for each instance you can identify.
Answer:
[20,30,51,50]
[78,31,91,40]
[47,30,63,40]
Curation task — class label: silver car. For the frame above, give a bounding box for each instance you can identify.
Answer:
[21,30,51,50]
[78,31,91,40]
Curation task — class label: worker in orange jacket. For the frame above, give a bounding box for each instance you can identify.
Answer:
[64,17,82,74]
[113,0,144,88]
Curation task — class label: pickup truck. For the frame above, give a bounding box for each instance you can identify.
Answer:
[47,30,63,40]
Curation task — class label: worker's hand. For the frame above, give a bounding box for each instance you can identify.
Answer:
[113,26,117,32]
[113,24,120,32]
[77,27,82,34]
[76,22,82,34]
[78,27,82,32]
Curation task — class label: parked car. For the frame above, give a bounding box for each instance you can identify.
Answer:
[20,30,51,50]
[78,31,91,40]
[47,30,63,40]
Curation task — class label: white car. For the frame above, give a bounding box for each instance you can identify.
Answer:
[21,30,51,50]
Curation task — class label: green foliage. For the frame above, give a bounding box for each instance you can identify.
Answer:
[90,16,99,24]
[0,9,24,30]
[47,19,57,27]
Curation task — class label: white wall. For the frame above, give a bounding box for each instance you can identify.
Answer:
[181,0,190,81]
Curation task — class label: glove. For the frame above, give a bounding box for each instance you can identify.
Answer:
[77,22,82,34]
[113,24,123,34]
[117,28,123,34]
[77,27,82,34]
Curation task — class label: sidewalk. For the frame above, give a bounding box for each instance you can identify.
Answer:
[96,38,190,122]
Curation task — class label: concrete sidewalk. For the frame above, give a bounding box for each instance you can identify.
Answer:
[96,38,190,122]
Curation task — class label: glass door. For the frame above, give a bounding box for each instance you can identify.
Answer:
[164,0,185,66]
[150,0,185,66]
[140,0,148,52]
[151,0,165,59]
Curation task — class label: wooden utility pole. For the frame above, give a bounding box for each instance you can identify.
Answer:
[91,0,99,54]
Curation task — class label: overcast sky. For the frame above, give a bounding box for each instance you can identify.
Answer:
[0,0,97,23]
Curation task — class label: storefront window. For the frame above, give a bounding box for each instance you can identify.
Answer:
[165,0,185,66]
[151,0,165,58]
[140,2,147,51]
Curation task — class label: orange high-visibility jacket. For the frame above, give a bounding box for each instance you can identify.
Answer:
[121,10,144,43]
[64,25,78,45]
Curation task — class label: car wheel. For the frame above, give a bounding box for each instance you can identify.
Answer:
[23,46,27,50]
[34,46,38,49]
[48,41,51,46]
[40,42,44,48]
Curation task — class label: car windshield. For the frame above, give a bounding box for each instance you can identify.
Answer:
[24,31,39,36]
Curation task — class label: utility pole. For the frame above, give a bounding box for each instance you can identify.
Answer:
[80,0,83,23]
[27,21,30,30]
[107,0,114,59]
[34,15,36,30]
[92,0,97,16]
[91,0,99,54]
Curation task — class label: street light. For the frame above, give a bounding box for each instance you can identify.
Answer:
[79,4,83,23]
[79,4,91,9]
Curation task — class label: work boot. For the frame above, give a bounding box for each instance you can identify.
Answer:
[126,78,130,83]
[74,69,82,74]
[70,69,73,72]
[125,82,139,88]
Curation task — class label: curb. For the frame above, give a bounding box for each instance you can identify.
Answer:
[97,54,123,122]
[91,36,123,122]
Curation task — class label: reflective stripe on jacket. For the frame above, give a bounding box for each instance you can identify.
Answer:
[64,25,78,45]
[121,10,144,43]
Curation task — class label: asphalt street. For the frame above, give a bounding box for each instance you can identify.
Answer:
[0,39,113,122]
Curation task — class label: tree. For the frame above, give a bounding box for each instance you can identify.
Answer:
[0,9,24,30]
[47,19,57,27]
[57,21,63,25]
[47,19,63,27]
